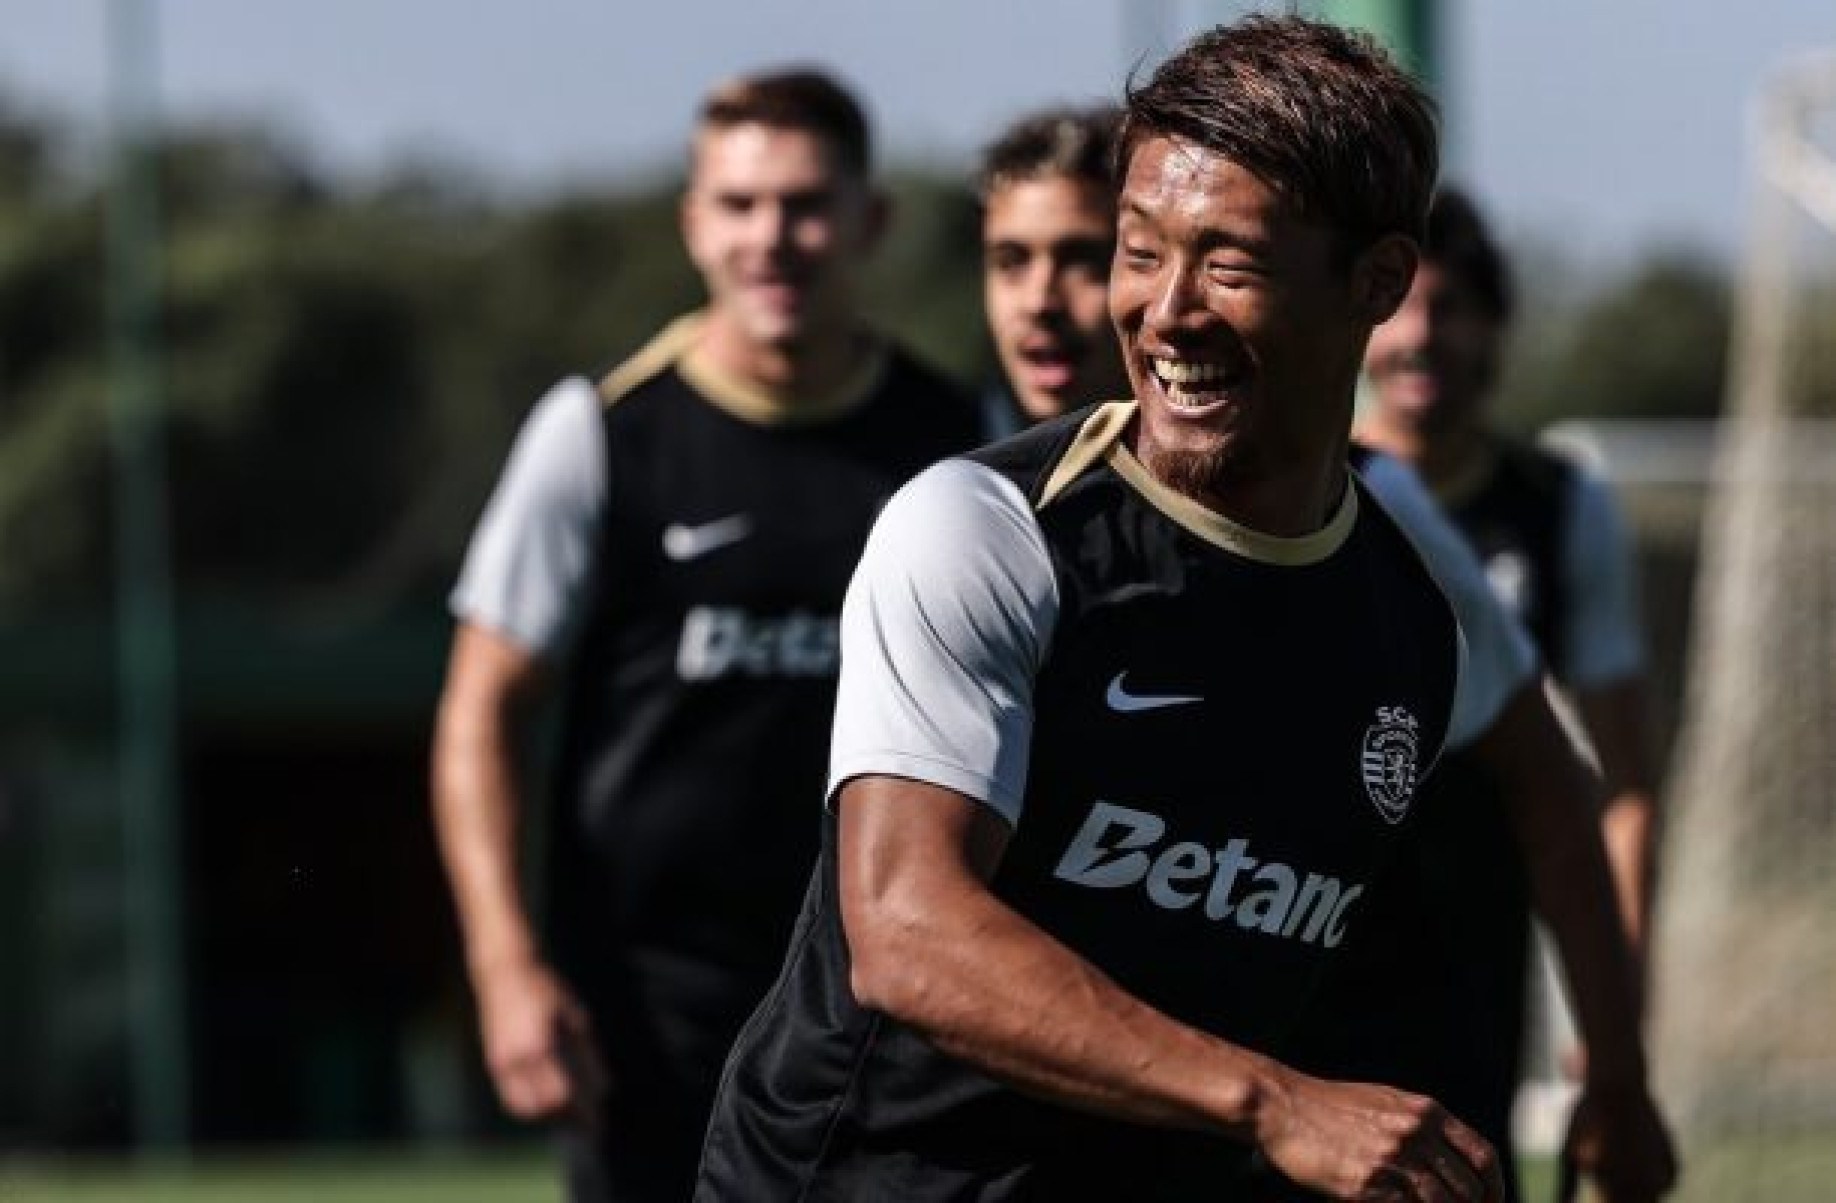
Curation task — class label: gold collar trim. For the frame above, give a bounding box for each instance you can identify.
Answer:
[1046,401,1357,565]
[679,332,885,426]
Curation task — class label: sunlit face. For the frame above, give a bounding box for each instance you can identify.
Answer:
[1110,135,1411,504]
[681,123,881,351]
[1363,260,1504,437]
[983,175,1128,422]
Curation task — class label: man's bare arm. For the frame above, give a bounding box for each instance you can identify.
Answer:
[1471,683,1676,1200]
[431,621,601,1121]
[1575,677,1661,992]
[433,624,548,974]
[838,774,1505,1201]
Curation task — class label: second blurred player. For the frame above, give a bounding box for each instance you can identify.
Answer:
[431,67,979,1203]
[978,105,1131,436]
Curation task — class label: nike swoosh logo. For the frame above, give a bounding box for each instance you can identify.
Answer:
[1105,671,1202,713]
[662,515,753,562]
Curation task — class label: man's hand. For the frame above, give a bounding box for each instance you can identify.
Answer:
[1560,1082,1678,1203]
[1256,1070,1506,1201]
[475,955,608,1126]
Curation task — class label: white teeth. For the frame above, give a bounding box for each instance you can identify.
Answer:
[1165,384,1210,409]
[1151,357,1231,386]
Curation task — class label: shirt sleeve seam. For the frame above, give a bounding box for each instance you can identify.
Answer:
[827,751,1024,827]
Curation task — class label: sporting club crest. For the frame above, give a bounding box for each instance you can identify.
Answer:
[1360,705,1420,825]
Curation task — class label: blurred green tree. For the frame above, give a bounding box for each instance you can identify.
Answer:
[1495,254,1732,432]
[0,118,995,618]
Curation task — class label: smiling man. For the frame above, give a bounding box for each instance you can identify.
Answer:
[430,68,979,1203]
[695,19,1672,1203]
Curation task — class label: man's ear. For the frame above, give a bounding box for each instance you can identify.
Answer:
[1355,233,1419,324]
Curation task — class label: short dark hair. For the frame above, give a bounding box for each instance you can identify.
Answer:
[977,104,1123,202]
[698,67,872,177]
[1120,15,1439,250]
[1426,186,1513,320]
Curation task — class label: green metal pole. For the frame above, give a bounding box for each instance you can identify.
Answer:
[1314,0,1440,95]
[107,0,189,1152]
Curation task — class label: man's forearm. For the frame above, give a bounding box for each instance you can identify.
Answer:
[433,703,541,974]
[1578,678,1663,995]
[1487,687,1649,1086]
[1600,789,1658,993]
[1525,803,1648,1084]
[430,628,547,978]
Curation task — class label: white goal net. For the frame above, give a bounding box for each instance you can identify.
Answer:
[1653,49,1836,1202]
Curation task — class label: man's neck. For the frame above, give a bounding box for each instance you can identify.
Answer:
[697,310,868,404]
[1217,442,1350,539]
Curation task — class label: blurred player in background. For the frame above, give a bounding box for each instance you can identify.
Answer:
[1349,185,1665,1190]
[698,19,1671,1200]
[977,104,1130,437]
[431,67,979,1202]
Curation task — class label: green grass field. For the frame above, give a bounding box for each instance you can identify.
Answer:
[0,1151,1560,1202]
[0,1152,558,1203]
[6,1144,1833,1201]
[0,1159,1547,1202]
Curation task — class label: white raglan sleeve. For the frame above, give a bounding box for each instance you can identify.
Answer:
[1357,453,1539,750]
[827,459,1061,828]
[449,377,607,660]
[1558,467,1646,688]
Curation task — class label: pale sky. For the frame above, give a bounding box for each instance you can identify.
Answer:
[3,1,1832,269]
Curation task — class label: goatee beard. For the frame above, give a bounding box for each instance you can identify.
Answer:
[1139,437,1261,509]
